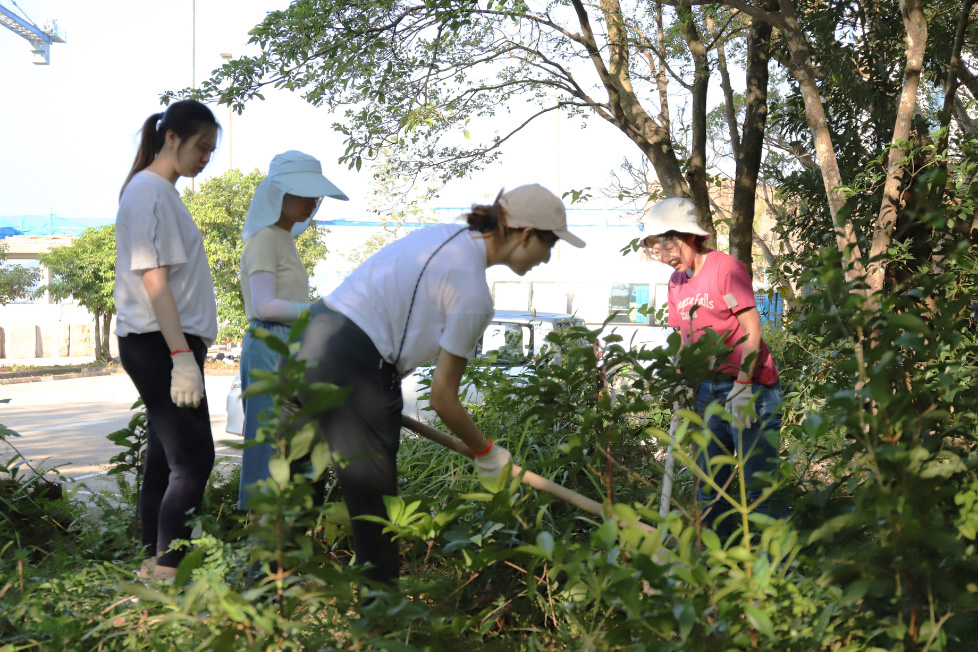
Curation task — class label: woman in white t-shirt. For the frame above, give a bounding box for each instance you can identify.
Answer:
[237,151,348,510]
[114,100,220,581]
[294,184,585,585]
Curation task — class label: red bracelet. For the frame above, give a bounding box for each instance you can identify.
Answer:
[471,440,495,457]
[170,349,192,356]
[734,379,752,385]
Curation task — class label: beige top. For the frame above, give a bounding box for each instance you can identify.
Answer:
[240,225,309,322]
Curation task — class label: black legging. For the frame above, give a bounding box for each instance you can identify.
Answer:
[296,302,403,584]
[118,331,214,568]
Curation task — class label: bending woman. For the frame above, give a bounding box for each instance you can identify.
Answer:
[296,184,585,584]
[641,197,782,539]
[114,100,220,580]
[237,150,348,510]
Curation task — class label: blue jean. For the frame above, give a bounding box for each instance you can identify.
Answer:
[237,319,292,510]
[695,378,783,538]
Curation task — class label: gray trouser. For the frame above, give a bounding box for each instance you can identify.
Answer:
[296,301,403,584]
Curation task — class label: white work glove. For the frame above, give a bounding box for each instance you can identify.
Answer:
[170,352,204,408]
[473,441,512,482]
[724,381,756,428]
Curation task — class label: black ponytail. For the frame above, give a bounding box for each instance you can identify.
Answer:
[465,189,508,237]
[465,188,559,245]
[120,99,219,198]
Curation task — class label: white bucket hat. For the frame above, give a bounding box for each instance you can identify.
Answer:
[499,184,586,248]
[637,197,710,243]
[242,150,348,243]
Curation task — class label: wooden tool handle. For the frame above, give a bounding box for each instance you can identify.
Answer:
[401,414,654,532]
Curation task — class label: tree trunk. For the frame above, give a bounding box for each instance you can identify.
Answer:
[101,312,113,362]
[576,0,694,207]
[866,0,927,295]
[706,13,741,155]
[93,311,104,362]
[779,0,866,282]
[677,4,716,242]
[730,7,775,278]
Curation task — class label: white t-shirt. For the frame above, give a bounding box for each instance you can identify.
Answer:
[114,170,218,346]
[327,224,494,376]
[240,226,309,322]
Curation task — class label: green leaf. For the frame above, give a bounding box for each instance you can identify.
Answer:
[174,548,206,586]
[886,312,930,335]
[744,604,774,638]
[268,457,290,487]
[673,604,696,639]
[700,529,721,551]
[290,425,315,460]
[310,441,333,478]
[535,531,554,557]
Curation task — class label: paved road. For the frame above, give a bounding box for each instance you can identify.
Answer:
[0,372,242,497]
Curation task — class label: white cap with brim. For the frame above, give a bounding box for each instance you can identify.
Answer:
[499,184,586,248]
[242,150,349,244]
[637,197,710,243]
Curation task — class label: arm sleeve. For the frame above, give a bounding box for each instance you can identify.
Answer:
[438,273,494,359]
[249,271,310,324]
[128,197,188,272]
[667,280,679,328]
[718,256,757,316]
[241,229,279,276]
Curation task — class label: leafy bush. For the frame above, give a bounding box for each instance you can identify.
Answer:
[2,210,977,650]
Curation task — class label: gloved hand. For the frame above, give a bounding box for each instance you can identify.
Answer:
[170,352,204,408]
[473,441,512,482]
[724,381,756,428]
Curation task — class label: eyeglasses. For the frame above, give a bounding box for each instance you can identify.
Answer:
[642,240,681,262]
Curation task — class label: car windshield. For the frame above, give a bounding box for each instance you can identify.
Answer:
[474,322,532,365]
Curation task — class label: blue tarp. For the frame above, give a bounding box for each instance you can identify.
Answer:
[0,215,113,238]
[754,291,783,327]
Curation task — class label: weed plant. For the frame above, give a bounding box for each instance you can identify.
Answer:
[2,189,978,649]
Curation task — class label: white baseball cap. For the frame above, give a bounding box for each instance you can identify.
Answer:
[499,184,586,248]
[638,197,710,241]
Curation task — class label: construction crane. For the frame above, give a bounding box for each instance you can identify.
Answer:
[0,0,65,65]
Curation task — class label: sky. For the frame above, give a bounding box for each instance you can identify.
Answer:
[0,0,649,223]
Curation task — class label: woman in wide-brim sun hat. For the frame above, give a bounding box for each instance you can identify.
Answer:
[237,150,348,511]
[639,197,783,540]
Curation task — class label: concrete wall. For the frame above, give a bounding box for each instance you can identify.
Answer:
[0,303,118,359]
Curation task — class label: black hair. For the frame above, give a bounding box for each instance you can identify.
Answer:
[465,189,559,244]
[659,230,708,251]
[120,99,220,197]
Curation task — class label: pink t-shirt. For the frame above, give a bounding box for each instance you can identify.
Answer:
[667,250,779,386]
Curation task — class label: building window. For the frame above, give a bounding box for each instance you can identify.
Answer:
[609,283,651,323]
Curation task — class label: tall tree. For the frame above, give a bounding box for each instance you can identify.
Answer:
[690,0,978,295]
[37,226,116,362]
[175,0,790,269]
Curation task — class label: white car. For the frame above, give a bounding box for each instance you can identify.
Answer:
[401,310,585,421]
[225,310,585,434]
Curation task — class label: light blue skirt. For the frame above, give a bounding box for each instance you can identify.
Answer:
[237,319,291,510]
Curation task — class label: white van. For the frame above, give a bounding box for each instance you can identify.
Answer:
[401,310,586,421]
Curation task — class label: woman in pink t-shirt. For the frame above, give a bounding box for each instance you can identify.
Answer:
[640,198,783,540]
